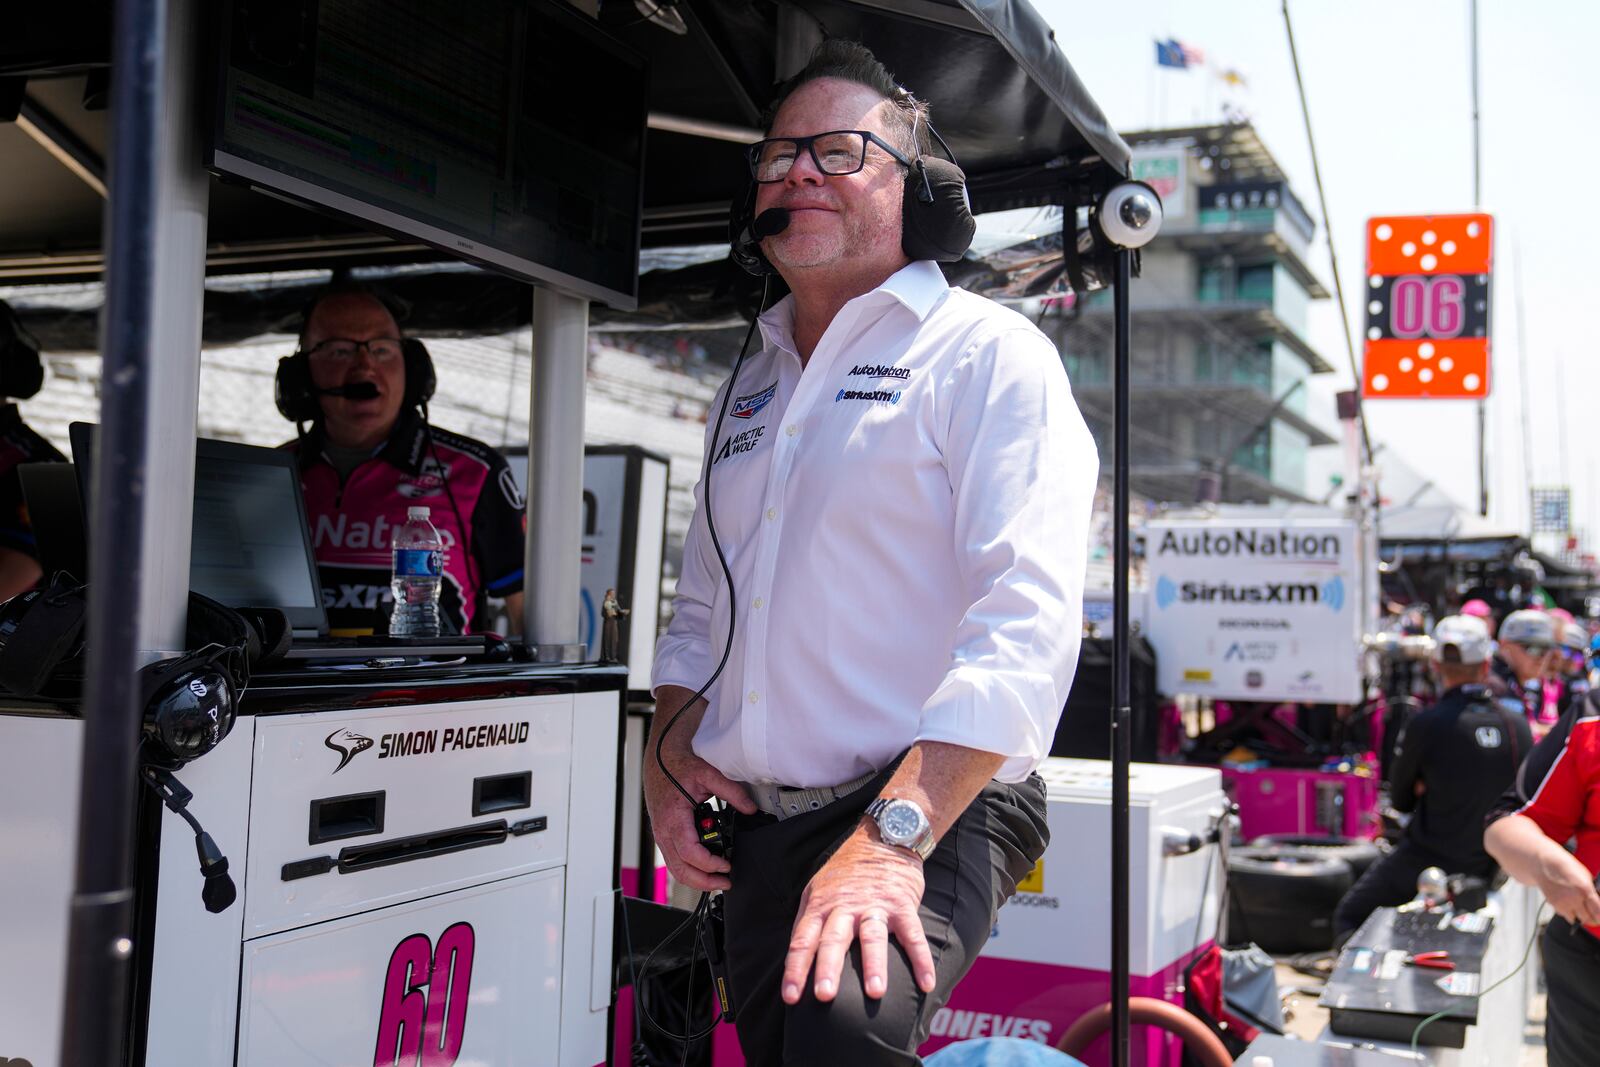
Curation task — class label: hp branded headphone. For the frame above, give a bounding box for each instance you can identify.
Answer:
[730,94,976,277]
[274,336,438,424]
[0,581,283,913]
[0,579,277,768]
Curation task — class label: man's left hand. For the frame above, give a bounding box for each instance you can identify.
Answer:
[782,823,937,1004]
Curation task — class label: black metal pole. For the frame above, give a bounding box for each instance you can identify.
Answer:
[1110,248,1133,1067]
[59,0,165,1062]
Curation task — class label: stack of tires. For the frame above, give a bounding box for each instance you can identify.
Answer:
[1226,835,1384,954]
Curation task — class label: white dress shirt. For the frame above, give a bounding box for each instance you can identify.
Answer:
[652,260,1099,787]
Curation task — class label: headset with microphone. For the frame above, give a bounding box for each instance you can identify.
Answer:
[0,579,276,913]
[274,335,437,427]
[729,97,976,277]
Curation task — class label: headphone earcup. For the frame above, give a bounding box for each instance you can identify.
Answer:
[729,183,776,277]
[901,157,976,263]
[141,656,237,768]
[0,301,46,401]
[402,338,437,411]
[274,353,320,423]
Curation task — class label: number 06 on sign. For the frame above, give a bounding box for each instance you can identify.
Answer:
[1362,213,1493,399]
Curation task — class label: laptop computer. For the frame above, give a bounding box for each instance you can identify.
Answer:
[18,461,89,583]
[68,423,493,660]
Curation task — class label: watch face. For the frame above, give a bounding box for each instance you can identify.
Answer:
[881,801,923,842]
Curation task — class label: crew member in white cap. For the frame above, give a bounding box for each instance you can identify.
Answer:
[1334,614,1532,940]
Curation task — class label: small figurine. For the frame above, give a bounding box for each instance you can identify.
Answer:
[600,587,630,663]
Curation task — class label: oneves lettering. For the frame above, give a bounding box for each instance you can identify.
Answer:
[378,721,530,759]
[1157,528,1338,558]
[927,1008,1051,1042]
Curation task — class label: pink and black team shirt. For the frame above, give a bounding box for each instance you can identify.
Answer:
[1488,692,1600,939]
[287,412,526,635]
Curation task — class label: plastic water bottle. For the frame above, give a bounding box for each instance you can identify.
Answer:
[389,506,442,637]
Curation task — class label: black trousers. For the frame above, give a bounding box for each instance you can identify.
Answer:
[721,770,1049,1067]
[1544,916,1600,1067]
[1333,840,1492,939]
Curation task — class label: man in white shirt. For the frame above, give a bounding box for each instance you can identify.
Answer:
[645,40,1098,1065]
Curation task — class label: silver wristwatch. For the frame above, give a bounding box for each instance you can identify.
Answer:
[865,797,935,861]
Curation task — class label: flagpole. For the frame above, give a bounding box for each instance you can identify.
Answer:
[1471,0,1488,517]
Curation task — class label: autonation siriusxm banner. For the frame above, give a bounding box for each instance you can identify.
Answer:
[1145,519,1364,703]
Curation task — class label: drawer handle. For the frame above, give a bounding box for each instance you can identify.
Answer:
[339,820,508,874]
[309,790,386,844]
[281,819,508,882]
[473,770,532,816]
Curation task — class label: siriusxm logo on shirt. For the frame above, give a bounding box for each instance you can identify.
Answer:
[835,388,903,405]
[731,382,777,419]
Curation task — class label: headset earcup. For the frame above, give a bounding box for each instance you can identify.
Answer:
[274,353,319,423]
[901,157,976,263]
[402,338,437,411]
[0,301,46,401]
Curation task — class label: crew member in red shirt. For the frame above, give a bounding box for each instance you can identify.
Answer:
[1484,697,1600,1067]
[278,286,526,635]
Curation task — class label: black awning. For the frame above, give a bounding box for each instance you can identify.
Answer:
[0,0,1128,280]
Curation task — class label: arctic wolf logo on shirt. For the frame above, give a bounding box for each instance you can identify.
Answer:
[731,382,777,419]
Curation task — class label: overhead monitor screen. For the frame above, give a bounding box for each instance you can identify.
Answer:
[209,0,647,308]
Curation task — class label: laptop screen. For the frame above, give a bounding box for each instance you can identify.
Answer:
[69,424,328,635]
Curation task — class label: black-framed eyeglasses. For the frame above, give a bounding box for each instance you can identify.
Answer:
[307,337,404,363]
[747,130,913,184]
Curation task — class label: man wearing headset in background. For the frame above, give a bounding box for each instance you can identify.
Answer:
[645,41,1097,1065]
[280,286,525,635]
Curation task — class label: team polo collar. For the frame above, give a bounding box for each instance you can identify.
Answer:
[756,260,951,355]
[299,408,429,474]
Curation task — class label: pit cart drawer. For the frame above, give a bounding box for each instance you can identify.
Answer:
[237,868,564,1066]
[245,696,572,938]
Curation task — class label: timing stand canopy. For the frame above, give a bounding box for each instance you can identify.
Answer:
[0,0,1129,283]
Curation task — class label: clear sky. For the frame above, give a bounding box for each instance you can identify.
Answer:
[1030,0,1599,544]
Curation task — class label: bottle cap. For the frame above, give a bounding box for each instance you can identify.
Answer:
[407,506,431,520]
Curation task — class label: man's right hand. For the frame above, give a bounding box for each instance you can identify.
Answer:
[644,686,757,892]
[1536,846,1600,927]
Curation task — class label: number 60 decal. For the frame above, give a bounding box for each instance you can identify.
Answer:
[374,922,476,1067]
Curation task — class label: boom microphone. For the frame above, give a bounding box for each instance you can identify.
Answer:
[319,381,380,400]
[753,208,790,239]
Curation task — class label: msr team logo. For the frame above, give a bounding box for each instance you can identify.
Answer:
[731,382,777,419]
[325,729,374,774]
